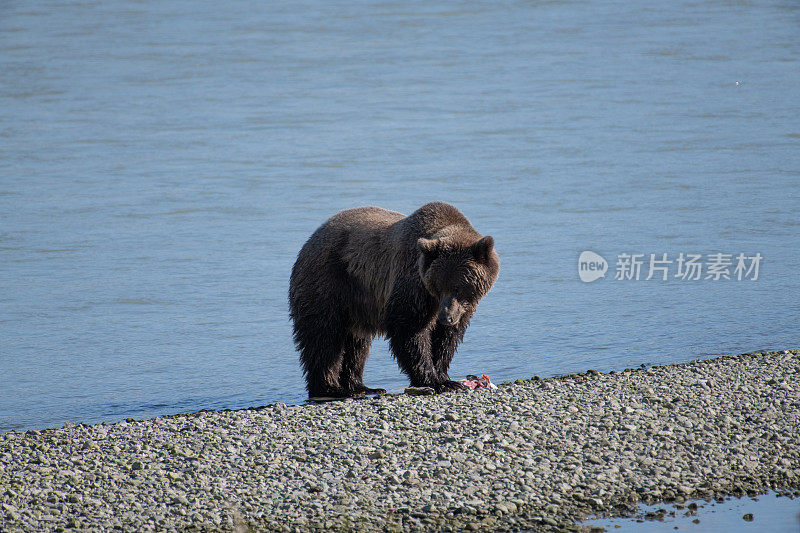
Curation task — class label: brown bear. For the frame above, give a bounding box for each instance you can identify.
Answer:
[289,202,499,398]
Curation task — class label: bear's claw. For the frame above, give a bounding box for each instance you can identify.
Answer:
[433,380,468,393]
[358,387,387,395]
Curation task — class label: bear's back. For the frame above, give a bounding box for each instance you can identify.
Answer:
[327,206,405,232]
[405,202,481,245]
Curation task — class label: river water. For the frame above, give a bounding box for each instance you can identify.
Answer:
[1,0,798,433]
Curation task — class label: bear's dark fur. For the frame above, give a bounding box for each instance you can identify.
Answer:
[289,202,499,398]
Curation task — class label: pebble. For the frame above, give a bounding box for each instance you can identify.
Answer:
[0,350,798,532]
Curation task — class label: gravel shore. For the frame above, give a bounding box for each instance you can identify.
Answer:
[2,350,799,532]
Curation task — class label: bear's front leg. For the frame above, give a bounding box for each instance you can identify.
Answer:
[385,282,465,394]
[428,321,469,392]
[388,328,464,393]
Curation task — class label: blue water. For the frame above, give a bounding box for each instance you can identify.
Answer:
[585,492,800,532]
[1,0,799,433]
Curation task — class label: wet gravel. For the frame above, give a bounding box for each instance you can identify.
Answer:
[1,350,798,532]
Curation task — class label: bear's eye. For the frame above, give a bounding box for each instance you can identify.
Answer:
[460,288,477,302]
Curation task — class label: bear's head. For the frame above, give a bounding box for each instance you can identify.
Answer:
[416,235,499,326]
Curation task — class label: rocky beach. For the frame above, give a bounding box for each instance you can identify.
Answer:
[1,350,798,532]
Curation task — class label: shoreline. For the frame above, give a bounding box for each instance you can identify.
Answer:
[1,350,798,531]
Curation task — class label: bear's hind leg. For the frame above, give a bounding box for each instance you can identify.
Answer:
[340,333,385,395]
[294,318,351,399]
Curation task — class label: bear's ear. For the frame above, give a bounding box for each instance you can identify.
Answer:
[417,238,438,255]
[417,238,440,271]
[472,236,495,263]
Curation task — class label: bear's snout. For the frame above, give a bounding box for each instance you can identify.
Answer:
[438,296,464,326]
[439,314,456,325]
